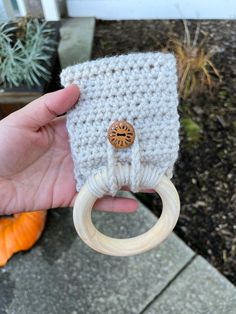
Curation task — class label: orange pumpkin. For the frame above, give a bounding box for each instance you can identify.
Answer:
[0,211,47,266]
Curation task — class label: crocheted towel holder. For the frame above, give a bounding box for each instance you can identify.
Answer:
[61,52,180,257]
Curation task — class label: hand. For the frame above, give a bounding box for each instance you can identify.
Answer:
[0,85,138,215]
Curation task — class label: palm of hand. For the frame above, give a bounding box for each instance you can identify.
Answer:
[0,116,76,214]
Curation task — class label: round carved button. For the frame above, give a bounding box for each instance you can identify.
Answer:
[108,121,135,149]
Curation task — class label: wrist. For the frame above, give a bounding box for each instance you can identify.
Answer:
[0,178,15,215]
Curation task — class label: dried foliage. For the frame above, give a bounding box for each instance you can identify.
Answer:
[170,21,221,99]
[0,18,56,87]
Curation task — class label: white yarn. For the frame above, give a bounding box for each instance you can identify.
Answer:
[60,52,179,197]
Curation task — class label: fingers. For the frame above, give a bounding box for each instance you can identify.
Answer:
[8,85,80,130]
[94,196,138,213]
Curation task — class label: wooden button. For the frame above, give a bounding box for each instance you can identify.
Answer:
[108,121,135,149]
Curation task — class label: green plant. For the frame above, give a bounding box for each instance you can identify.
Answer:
[170,21,221,99]
[0,18,56,87]
[182,117,202,144]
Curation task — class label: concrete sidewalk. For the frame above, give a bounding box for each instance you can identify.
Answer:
[1,193,236,314]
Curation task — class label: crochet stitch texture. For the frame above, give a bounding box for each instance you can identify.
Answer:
[61,52,179,197]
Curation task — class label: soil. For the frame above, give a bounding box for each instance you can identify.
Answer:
[92,20,236,285]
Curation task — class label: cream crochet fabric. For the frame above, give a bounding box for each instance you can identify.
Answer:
[61,52,179,197]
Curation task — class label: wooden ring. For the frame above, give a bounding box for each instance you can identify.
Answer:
[73,174,180,256]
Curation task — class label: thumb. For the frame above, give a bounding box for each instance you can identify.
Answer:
[8,85,80,130]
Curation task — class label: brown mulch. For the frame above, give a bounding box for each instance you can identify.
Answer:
[92,20,236,285]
